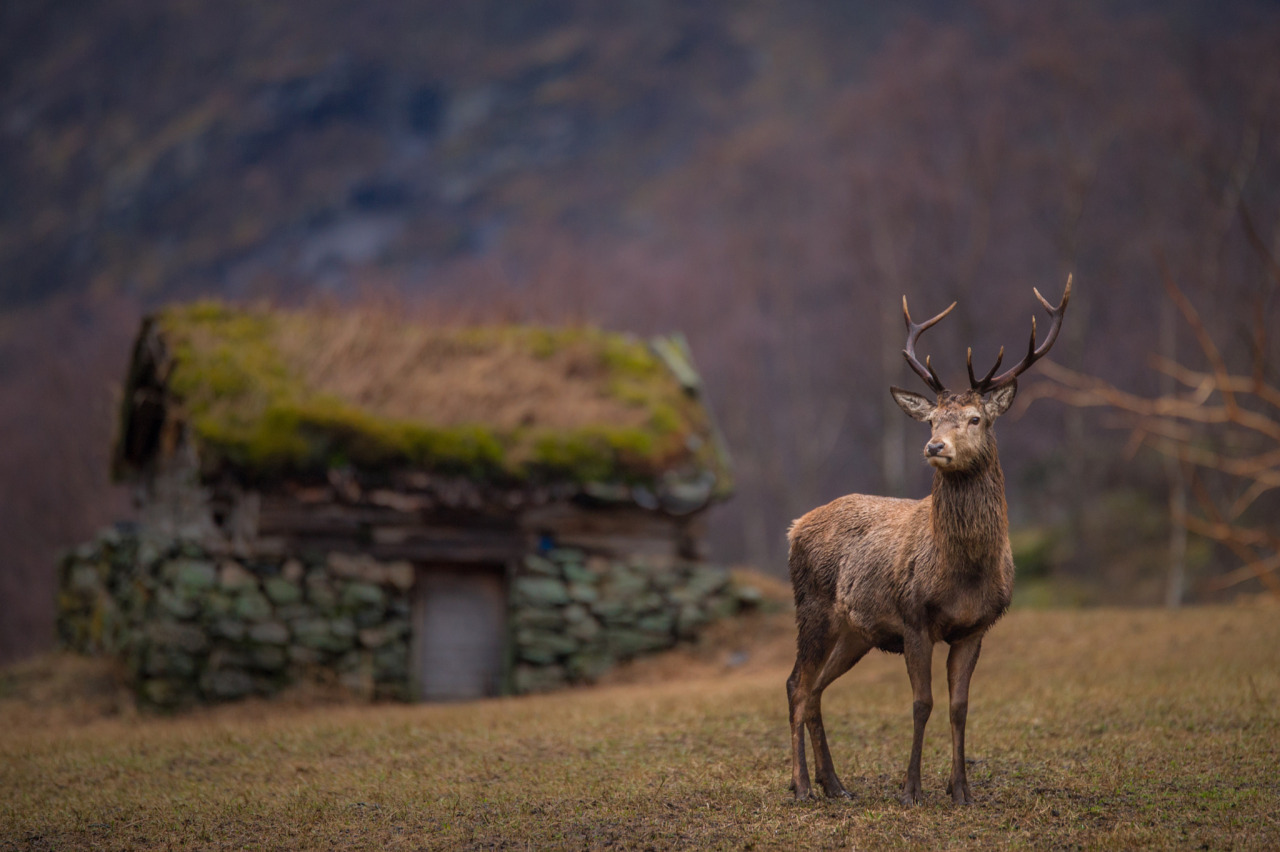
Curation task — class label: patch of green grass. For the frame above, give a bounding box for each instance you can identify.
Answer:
[247,398,507,476]
[145,303,724,486]
[1010,575,1098,608]
[6,606,1276,850]
[529,425,658,483]
[1009,525,1058,579]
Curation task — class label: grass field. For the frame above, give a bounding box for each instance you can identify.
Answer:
[3,602,1278,851]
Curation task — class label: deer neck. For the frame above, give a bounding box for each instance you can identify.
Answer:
[929,444,1009,568]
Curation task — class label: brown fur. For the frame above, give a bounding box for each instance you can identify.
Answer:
[786,387,1017,805]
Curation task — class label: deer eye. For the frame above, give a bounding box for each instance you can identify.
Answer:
[969,415,981,425]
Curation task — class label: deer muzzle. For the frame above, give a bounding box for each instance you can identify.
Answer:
[926,440,953,466]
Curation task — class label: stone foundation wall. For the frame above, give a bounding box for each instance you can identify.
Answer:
[57,525,749,708]
[508,549,744,692]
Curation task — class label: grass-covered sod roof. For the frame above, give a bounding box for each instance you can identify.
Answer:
[115,301,731,495]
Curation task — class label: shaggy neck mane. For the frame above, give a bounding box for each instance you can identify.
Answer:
[930,439,1008,567]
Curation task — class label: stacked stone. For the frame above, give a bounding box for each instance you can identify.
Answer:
[510,548,741,693]
[57,527,414,708]
[57,529,752,708]
[56,525,139,657]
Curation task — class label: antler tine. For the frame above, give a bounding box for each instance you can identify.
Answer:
[979,274,1073,391]
[923,354,945,392]
[902,295,956,395]
[967,345,1005,389]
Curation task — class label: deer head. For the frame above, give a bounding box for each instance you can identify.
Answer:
[890,276,1072,471]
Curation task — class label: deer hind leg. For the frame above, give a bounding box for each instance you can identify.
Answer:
[787,622,822,799]
[787,605,834,800]
[945,634,983,805]
[899,630,935,806]
[805,628,871,799]
[788,614,868,801]
[787,656,817,800]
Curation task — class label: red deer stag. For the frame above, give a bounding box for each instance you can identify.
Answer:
[786,277,1071,805]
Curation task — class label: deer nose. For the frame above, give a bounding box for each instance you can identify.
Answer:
[926,441,947,457]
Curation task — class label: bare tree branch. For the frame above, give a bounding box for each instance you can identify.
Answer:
[1029,260,1279,599]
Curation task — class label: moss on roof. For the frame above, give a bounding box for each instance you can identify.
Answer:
[119,300,731,495]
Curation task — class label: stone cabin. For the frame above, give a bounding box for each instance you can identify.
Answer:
[57,301,742,708]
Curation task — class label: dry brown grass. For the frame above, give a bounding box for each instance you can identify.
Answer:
[270,310,659,434]
[3,602,1279,851]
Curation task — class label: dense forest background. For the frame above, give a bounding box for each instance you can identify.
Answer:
[3,0,1279,664]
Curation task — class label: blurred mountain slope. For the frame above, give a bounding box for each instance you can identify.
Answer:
[0,0,912,306]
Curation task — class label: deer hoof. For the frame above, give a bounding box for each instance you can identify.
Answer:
[947,779,973,805]
[817,772,852,800]
[898,782,924,806]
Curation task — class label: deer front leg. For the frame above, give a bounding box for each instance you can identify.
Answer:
[945,634,983,805]
[899,630,934,805]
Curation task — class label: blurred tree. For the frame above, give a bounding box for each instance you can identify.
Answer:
[1027,238,1280,600]
[0,295,136,664]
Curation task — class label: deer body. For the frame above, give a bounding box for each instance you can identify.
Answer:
[786,280,1070,805]
[793,478,1013,654]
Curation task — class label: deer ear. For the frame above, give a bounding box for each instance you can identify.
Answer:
[983,381,1018,418]
[890,387,935,422]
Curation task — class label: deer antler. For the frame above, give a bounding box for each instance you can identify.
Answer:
[902,296,957,395]
[970,274,1073,393]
